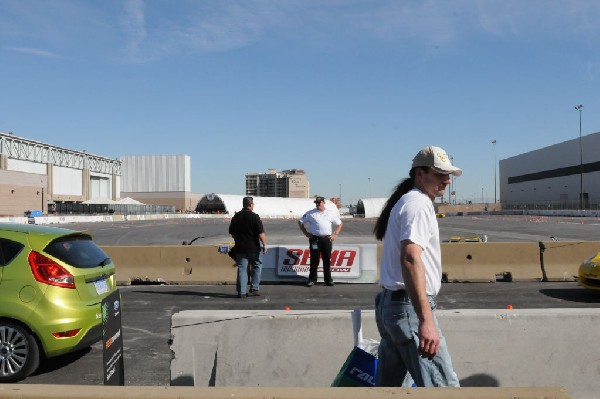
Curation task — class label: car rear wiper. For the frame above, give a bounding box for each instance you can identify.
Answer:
[98,257,112,267]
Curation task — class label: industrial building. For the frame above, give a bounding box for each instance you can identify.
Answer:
[120,154,202,212]
[500,131,600,209]
[0,132,121,216]
[0,133,190,216]
[8,128,598,218]
[245,169,309,198]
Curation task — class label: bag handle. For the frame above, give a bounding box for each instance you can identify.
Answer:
[351,308,362,347]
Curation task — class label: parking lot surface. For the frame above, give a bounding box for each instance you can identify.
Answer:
[17,215,600,386]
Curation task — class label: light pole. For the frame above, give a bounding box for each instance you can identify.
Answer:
[368,177,371,198]
[447,179,451,204]
[450,156,455,204]
[339,183,342,207]
[575,104,583,209]
[492,140,497,204]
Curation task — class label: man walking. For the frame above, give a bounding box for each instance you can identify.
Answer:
[373,145,461,387]
[229,197,267,298]
[298,196,342,287]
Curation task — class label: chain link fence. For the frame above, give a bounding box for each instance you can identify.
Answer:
[501,199,600,211]
[54,202,176,216]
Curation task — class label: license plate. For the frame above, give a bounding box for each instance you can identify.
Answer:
[93,278,109,295]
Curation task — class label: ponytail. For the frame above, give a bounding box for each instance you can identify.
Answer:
[373,169,417,241]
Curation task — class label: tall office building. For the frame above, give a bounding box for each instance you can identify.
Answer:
[245,169,309,198]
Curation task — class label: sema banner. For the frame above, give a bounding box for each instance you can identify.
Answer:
[276,245,361,278]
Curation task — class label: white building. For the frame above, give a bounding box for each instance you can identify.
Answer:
[120,154,202,211]
[500,131,600,208]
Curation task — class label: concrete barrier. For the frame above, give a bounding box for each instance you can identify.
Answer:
[102,245,238,284]
[102,242,596,284]
[540,241,600,281]
[441,242,541,282]
[170,309,598,398]
[0,384,572,399]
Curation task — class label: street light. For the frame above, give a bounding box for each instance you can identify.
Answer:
[368,177,371,198]
[575,104,583,209]
[450,156,455,204]
[492,140,497,204]
[339,183,342,207]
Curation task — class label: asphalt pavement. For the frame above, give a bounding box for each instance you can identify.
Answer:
[67,213,600,246]
[20,281,600,386]
[17,214,600,386]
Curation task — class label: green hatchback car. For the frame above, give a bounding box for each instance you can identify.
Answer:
[0,223,116,382]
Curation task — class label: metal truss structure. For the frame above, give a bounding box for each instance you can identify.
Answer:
[0,133,121,175]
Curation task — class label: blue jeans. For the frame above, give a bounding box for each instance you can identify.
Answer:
[235,252,263,295]
[374,289,459,387]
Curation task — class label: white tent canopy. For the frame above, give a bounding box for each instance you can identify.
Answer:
[357,197,387,218]
[118,197,144,205]
[83,197,145,205]
[82,197,118,204]
[197,194,339,218]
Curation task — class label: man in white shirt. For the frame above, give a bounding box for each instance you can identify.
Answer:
[298,196,342,287]
[373,145,461,387]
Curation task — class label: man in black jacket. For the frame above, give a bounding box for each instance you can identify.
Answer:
[229,197,267,298]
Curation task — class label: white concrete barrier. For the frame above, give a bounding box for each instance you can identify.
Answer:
[0,384,572,399]
[170,309,599,399]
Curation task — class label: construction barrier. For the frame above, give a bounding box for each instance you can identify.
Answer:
[103,245,237,285]
[171,309,597,398]
[101,241,597,284]
[0,384,572,399]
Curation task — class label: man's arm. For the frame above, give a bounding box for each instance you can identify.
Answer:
[400,240,439,359]
[330,221,342,241]
[228,219,235,239]
[258,232,267,254]
[298,221,310,238]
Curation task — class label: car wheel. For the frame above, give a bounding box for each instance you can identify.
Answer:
[0,322,40,383]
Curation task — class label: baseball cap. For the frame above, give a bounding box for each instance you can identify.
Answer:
[411,146,462,176]
[314,196,325,204]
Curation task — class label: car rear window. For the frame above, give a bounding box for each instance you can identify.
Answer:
[0,238,25,266]
[44,235,111,269]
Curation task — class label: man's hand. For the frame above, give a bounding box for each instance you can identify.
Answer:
[418,318,440,359]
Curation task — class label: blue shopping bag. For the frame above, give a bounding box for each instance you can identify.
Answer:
[331,346,378,387]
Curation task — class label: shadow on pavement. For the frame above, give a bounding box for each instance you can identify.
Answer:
[130,289,239,299]
[31,347,92,376]
[540,288,600,303]
[460,373,500,387]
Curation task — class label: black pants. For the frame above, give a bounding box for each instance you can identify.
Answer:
[308,235,333,284]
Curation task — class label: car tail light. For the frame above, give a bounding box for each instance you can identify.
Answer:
[52,329,81,338]
[28,251,76,289]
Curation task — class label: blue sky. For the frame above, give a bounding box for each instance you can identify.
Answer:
[2,1,600,205]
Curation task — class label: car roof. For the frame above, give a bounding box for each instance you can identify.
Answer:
[0,223,87,238]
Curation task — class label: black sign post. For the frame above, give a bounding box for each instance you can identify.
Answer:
[102,289,124,385]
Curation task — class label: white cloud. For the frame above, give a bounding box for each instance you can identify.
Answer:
[1,45,59,58]
[120,0,148,62]
[2,1,600,63]
[586,61,600,81]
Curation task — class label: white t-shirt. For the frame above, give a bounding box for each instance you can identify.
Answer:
[298,208,342,236]
[379,188,442,296]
